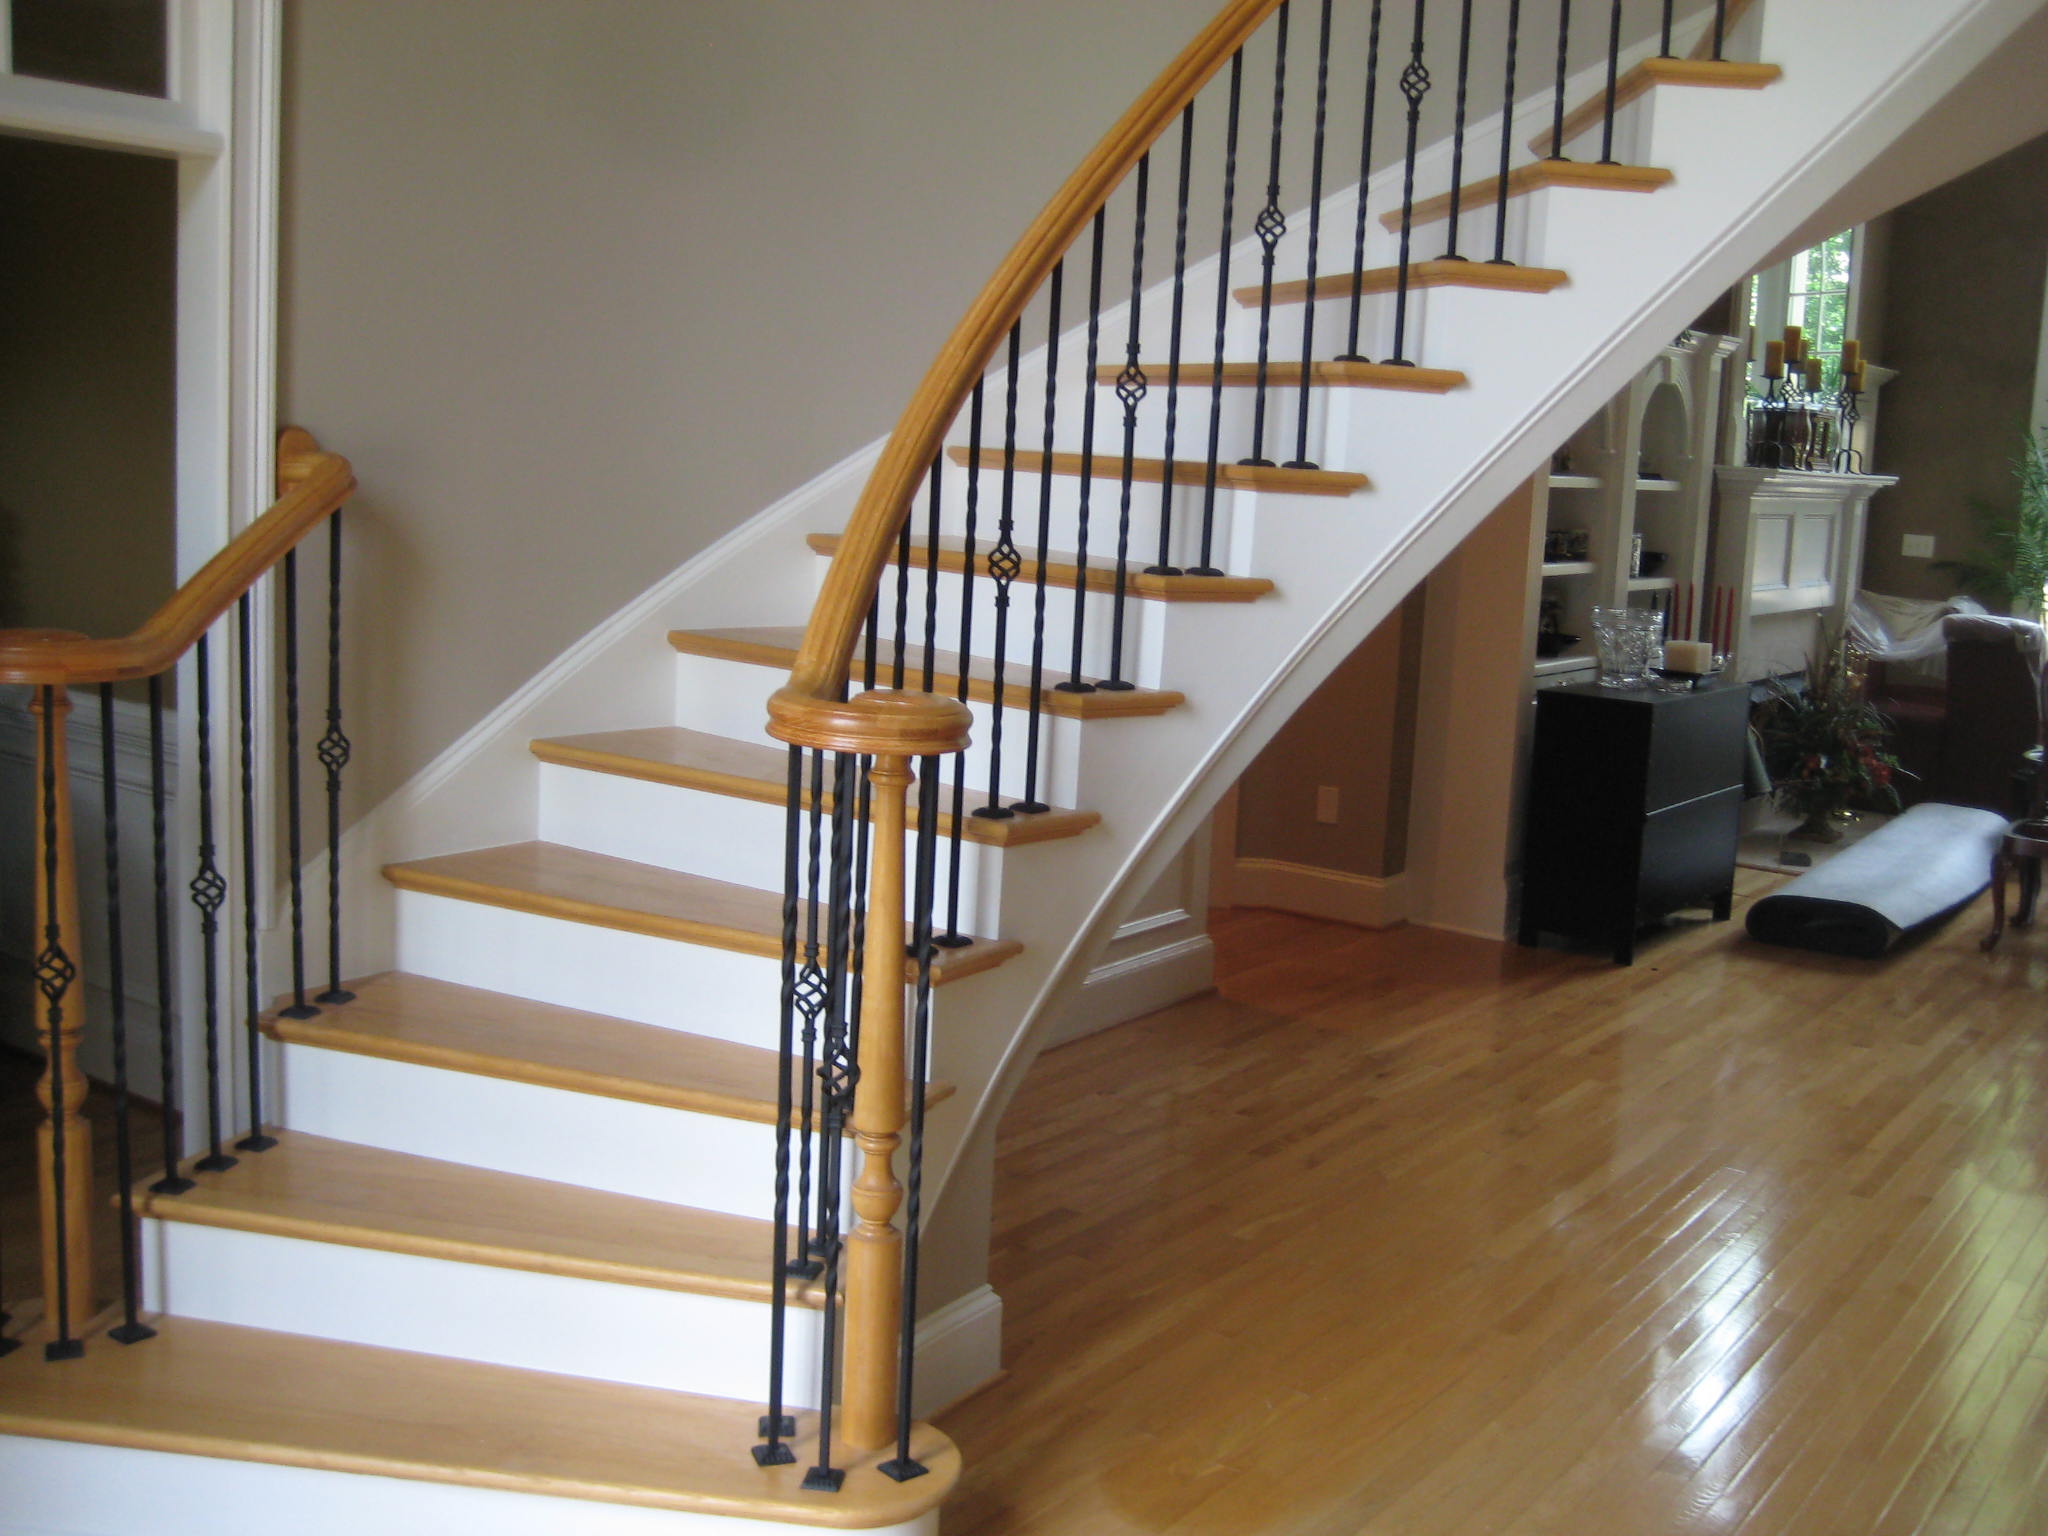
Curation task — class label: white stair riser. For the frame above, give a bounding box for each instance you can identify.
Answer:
[535,761,998,921]
[141,1220,821,1406]
[0,1438,939,1536]
[277,1043,836,1221]
[672,650,1101,810]
[394,888,785,1046]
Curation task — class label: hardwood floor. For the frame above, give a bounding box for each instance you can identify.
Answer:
[937,873,2048,1535]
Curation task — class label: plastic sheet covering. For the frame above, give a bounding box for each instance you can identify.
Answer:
[1850,590,1988,665]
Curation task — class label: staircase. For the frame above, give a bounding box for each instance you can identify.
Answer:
[3,1,2043,1531]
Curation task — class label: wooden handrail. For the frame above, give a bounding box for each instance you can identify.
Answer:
[0,427,356,687]
[771,0,1284,740]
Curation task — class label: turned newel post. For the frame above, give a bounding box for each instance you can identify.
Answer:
[30,674,94,1348]
[767,683,971,1456]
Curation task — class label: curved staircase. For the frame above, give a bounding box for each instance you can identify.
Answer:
[5,1,2045,1531]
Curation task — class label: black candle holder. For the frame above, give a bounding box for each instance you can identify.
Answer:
[1832,381,1865,472]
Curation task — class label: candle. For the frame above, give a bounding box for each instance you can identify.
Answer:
[1764,340,1785,378]
[1846,363,1866,394]
[1841,339,1861,373]
[1805,356,1824,390]
[1665,639,1713,674]
[1783,325,1804,362]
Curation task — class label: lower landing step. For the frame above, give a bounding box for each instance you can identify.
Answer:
[0,1317,957,1535]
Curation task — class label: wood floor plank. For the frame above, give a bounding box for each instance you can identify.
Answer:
[936,880,2048,1536]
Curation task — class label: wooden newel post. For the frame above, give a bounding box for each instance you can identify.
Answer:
[842,750,912,1452]
[31,681,94,1340]
[766,682,972,1456]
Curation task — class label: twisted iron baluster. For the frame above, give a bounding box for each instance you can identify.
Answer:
[922,457,943,693]
[1148,105,1196,576]
[1549,0,1573,159]
[788,751,828,1280]
[1062,209,1108,693]
[937,380,985,947]
[34,687,84,1359]
[1339,6,1387,360]
[277,553,316,1021]
[1490,0,1524,265]
[1197,58,1244,573]
[1243,2,1292,466]
[1599,0,1624,166]
[1387,0,1431,367]
[189,637,236,1175]
[234,597,276,1154]
[891,512,911,691]
[974,323,1025,818]
[98,684,155,1342]
[1443,0,1475,260]
[316,513,354,1005]
[1289,0,1335,470]
[754,742,806,1467]
[1102,153,1150,689]
[1017,260,1063,814]
[147,675,192,1197]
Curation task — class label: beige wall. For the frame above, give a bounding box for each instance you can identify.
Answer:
[0,135,176,638]
[1234,587,1424,881]
[1865,131,2048,602]
[279,0,1221,812]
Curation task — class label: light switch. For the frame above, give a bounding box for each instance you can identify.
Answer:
[1902,534,1936,558]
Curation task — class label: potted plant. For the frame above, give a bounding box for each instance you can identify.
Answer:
[1754,629,1905,841]
[1937,427,2048,623]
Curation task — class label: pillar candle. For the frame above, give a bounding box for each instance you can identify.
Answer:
[1783,325,1803,360]
[1664,639,1713,674]
[1805,356,1824,391]
[1841,339,1861,374]
[1764,340,1785,378]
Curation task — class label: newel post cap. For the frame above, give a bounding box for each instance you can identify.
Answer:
[767,687,973,757]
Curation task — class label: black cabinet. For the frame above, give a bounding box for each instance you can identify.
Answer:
[1517,679,1749,964]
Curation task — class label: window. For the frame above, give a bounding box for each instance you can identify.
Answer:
[1748,228,1858,393]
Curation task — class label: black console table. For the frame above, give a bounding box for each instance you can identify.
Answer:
[1517,678,1749,965]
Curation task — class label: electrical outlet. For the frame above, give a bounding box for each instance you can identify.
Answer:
[1902,534,1936,559]
[1315,786,1340,825]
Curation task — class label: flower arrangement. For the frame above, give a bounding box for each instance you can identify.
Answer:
[1753,629,1904,840]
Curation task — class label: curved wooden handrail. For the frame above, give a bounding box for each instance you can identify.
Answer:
[769,0,1284,749]
[0,428,356,687]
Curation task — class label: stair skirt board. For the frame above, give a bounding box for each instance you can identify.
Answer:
[142,1219,824,1406]
[275,1043,835,1222]
[0,1438,940,1536]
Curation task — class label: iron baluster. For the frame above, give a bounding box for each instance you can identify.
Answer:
[1102,152,1150,691]
[974,323,1025,818]
[938,380,986,948]
[891,502,911,692]
[1243,3,1292,467]
[754,740,807,1467]
[1491,0,1524,264]
[788,751,828,1280]
[234,598,276,1154]
[1063,209,1107,693]
[922,457,943,693]
[879,758,942,1484]
[147,676,193,1197]
[1196,55,1244,573]
[1549,0,1573,159]
[1443,0,1475,260]
[1659,0,1675,56]
[189,637,236,1175]
[34,686,85,1359]
[98,685,155,1343]
[1149,105,1196,576]
[1713,0,1728,60]
[1387,0,1431,367]
[1289,0,1336,470]
[277,553,315,1021]
[1340,6,1387,360]
[862,585,880,695]
[316,512,354,1006]
[1599,0,1624,165]
[1018,259,1064,814]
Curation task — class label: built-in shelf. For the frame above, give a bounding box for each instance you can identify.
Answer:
[1628,576,1677,593]
[1540,560,1596,577]
[1547,474,1601,490]
[1533,653,1597,677]
[1633,478,1680,493]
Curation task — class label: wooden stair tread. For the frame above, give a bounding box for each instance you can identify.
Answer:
[136,1129,816,1307]
[266,972,954,1125]
[1092,358,1466,392]
[670,625,1185,719]
[806,530,1275,601]
[1382,160,1673,230]
[382,842,1018,983]
[1530,57,1783,155]
[945,444,1367,496]
[1246,258,1570,307]
[532,726,1101,847]
[0,1316,956,1527]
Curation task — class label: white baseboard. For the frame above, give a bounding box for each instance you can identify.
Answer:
[1045,932,1215,1049]
[911,1283,1003,1419]
[1232,858,1408,929]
